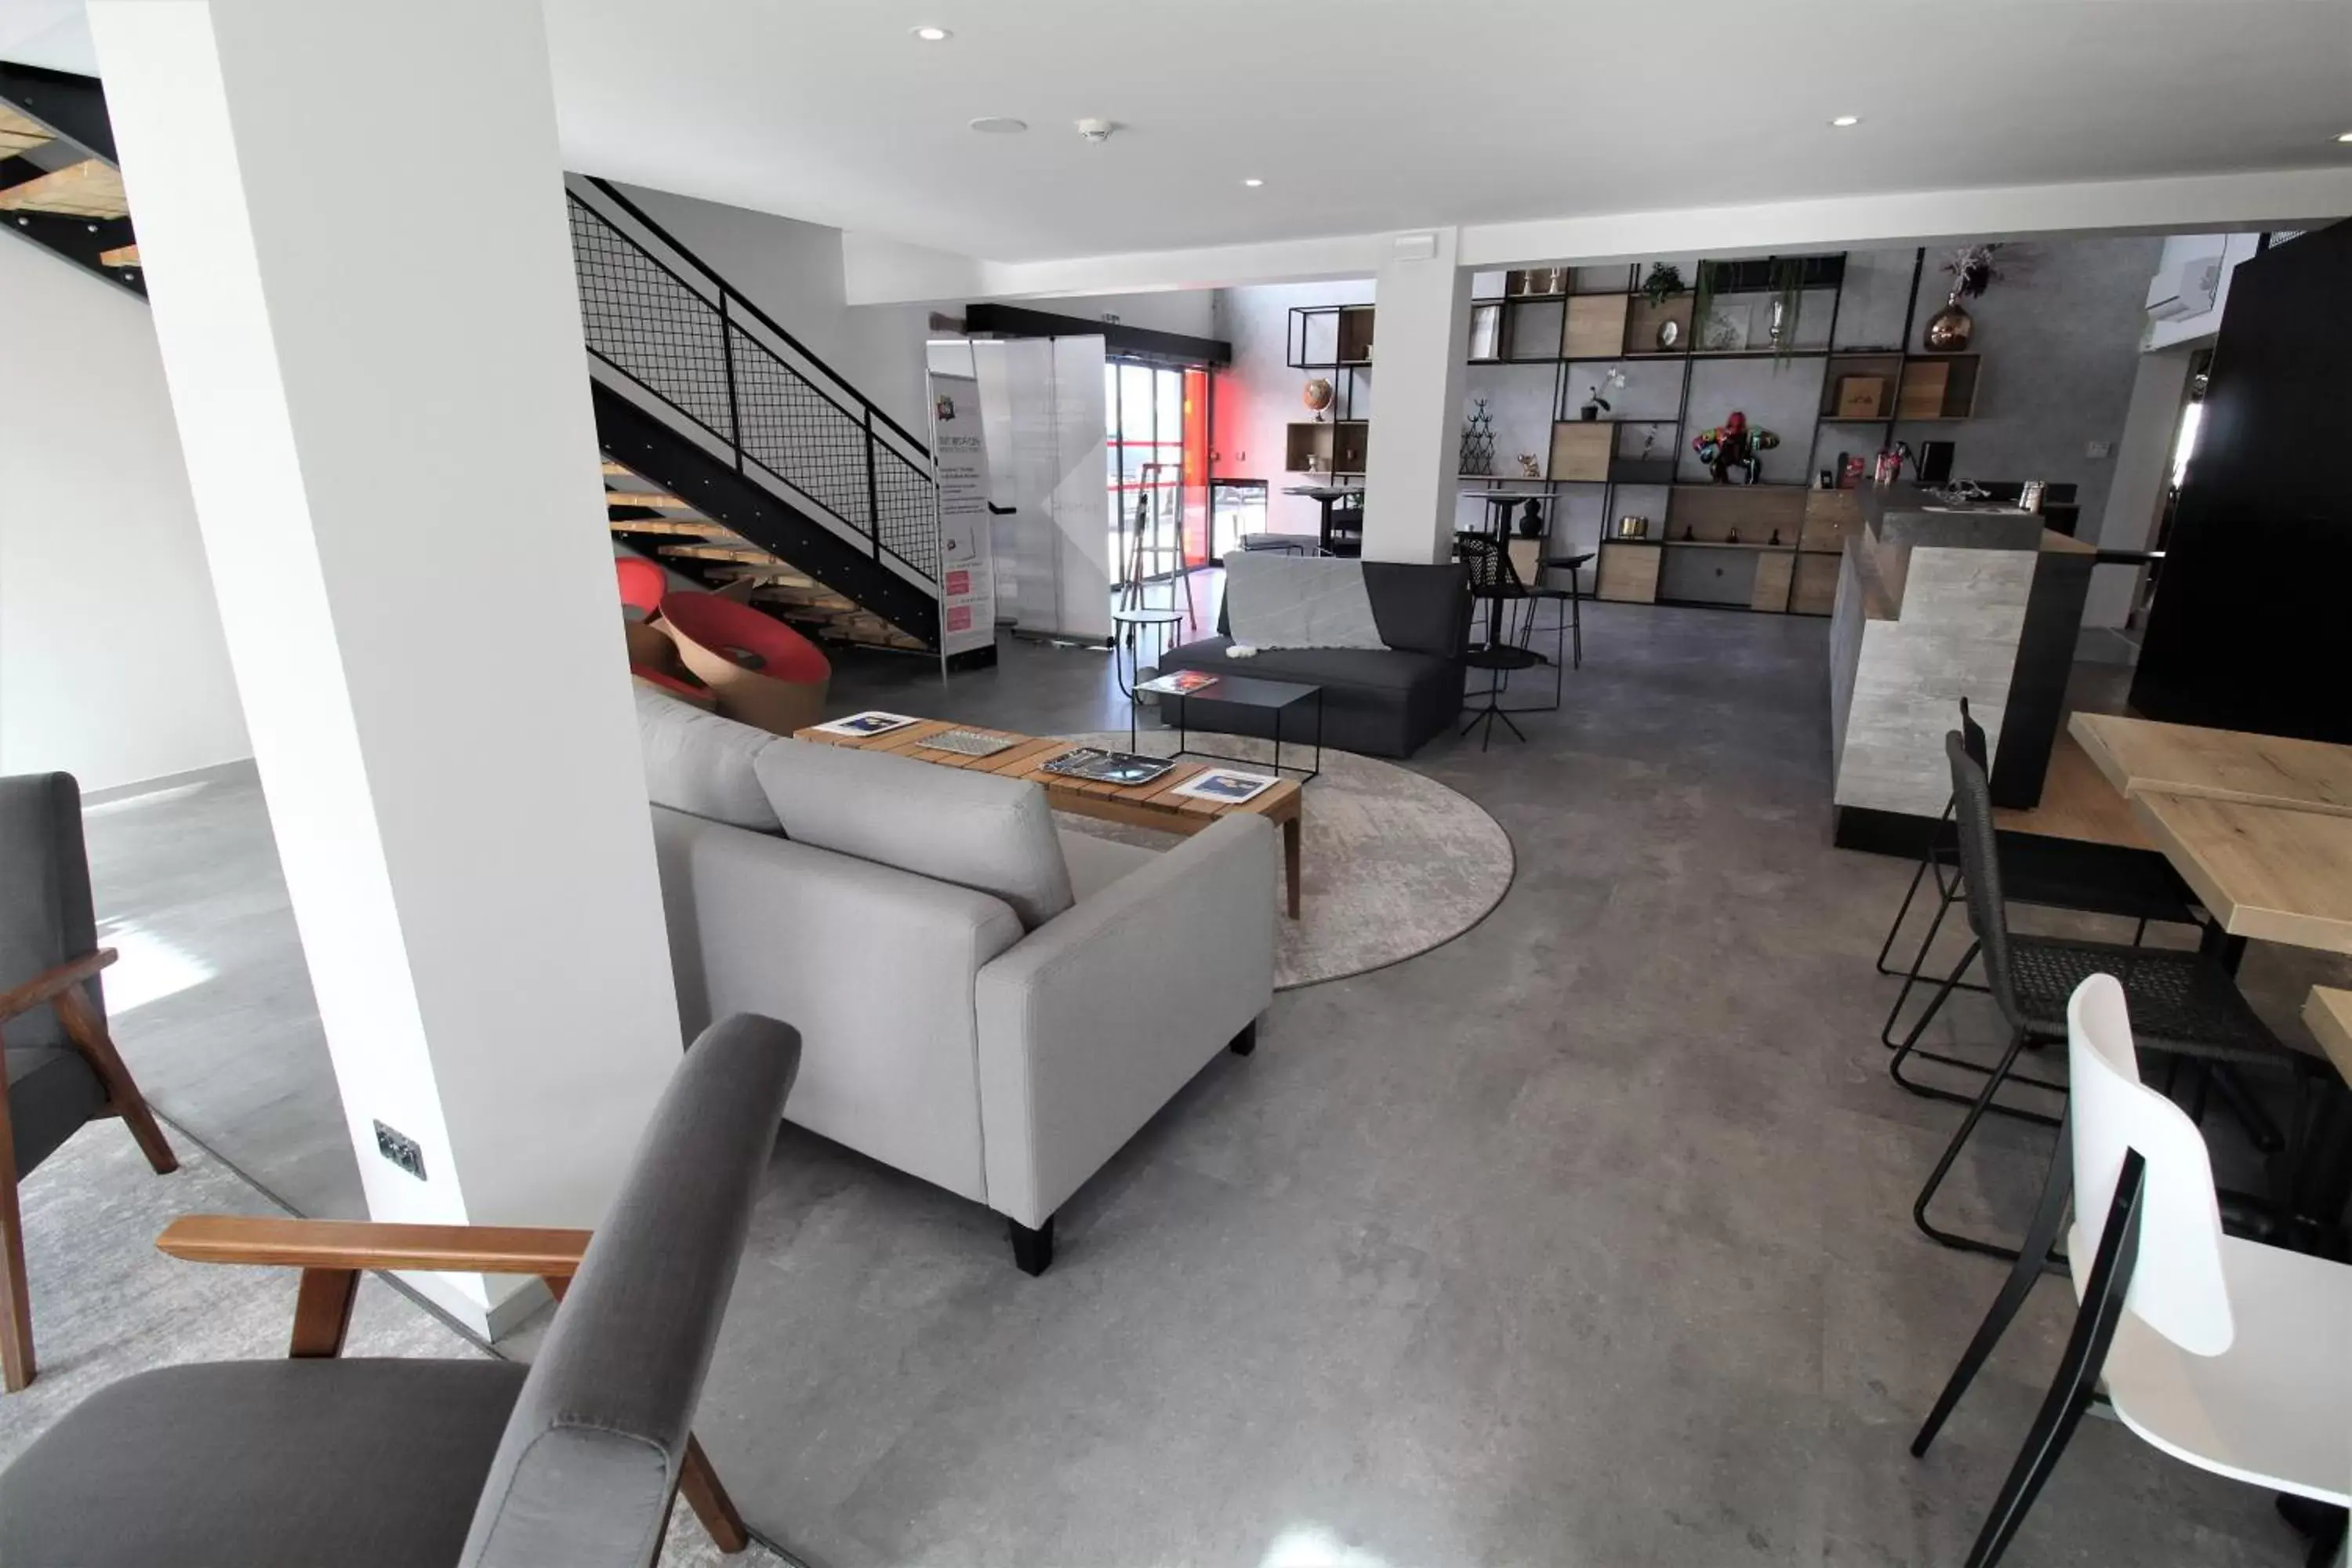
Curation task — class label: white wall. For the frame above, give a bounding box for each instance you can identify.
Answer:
[2141,232,2261,351]
[0,238,250,792]
[2084,346,2195,628]
[1211,278,1375,537]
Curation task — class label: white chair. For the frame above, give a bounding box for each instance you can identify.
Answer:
[1911,973,2351,1568]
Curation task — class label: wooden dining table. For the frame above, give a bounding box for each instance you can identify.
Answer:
[2071,713,2352,960]
[2071,713,2352,1128]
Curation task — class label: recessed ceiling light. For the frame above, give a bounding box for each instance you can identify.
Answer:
[1830,114,1861,128]
[1243,177,1264,187]
[2337,130,2352,143]
[968,116,1027,135]
[911,24,950,42]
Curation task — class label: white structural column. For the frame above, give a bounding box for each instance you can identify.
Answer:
[89,0,683,1336]
[1352,229,1471,564]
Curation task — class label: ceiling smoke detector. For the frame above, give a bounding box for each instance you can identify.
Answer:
[1076,118,1117,144]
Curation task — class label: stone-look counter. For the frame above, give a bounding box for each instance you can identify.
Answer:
[1828,484,2095,843]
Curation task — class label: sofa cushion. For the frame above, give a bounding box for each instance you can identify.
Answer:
[1055,827,1160,903]
[633,685,782,832]
[755,741,1075,930]
[0,1359,528,1568]
[1363,561,1472,657]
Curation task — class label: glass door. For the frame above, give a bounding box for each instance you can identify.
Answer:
[1104,359,1197,593]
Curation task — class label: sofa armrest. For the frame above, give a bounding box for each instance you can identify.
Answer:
[973,815,1276,1228]
[649,808,1024,1203]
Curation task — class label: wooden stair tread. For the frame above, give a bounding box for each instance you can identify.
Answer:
[609,517,729,537]
[0,157,129,219]
[98,242,140,268]
[600,460,633,477]
[604,489,687,510]
[0,107,51,158]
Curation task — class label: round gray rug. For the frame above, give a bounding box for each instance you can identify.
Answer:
[1055,731,1514,989]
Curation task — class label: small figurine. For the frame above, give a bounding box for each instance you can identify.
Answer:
[1518,452,1543,480]
[1692,411,1779,484]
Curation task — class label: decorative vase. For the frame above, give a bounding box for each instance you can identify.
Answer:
[1923,291,1973,351]
[1516,500,1544,538]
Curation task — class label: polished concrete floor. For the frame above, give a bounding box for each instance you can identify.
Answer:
[79,597,2321,1566]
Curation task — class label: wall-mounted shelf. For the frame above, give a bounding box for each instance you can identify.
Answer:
[1285,419,1367,476]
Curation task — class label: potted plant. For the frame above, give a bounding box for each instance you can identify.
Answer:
[1642,262,1685,309]
[1580,365,1628,421]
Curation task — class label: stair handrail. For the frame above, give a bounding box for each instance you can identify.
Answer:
[579,176,930,463]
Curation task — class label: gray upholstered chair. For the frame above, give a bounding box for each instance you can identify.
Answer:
[0,1011,800,1567]
[0,771,179,1392]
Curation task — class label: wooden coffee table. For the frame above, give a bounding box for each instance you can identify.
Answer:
[793,718,1305,917]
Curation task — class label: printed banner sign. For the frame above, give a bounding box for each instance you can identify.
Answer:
[929,372,996,657]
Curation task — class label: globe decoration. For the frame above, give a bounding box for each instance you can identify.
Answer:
[1302,377,1335,422]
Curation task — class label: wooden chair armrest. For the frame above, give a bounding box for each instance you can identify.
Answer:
[157,1214,592,1277]
[0,948,116,1023]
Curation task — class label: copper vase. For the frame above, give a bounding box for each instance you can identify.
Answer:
[1923,290,1973,351]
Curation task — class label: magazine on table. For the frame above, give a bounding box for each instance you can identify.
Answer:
[1040,748,1176,786]
[1135,670,1220,697]
[811,710,920,738]
[1170,768,1279,804]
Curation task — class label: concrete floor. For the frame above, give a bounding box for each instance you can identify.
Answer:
[81,597,2315,1566]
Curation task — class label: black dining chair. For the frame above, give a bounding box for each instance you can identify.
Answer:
[0,773,179,1391]
[1891,734,2318,1260]
[1454,535,1542,750]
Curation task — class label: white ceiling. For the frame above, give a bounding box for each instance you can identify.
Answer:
[13,1,2349,265]
[541,0,2352,262]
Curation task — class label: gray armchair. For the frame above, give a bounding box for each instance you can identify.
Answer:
[0,1011,801,1568]
[0,771,179,1391]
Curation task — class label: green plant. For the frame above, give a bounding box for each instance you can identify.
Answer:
[1642,262,1686,309]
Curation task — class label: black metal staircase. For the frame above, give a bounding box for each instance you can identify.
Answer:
[567,177,941,652]
[0,64,143,296]
[0,67,945,655]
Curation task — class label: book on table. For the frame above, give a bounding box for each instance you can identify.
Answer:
[811,710,920,738]
[1170,768,1279,805]
[1136,670,1220,697]
[1040,748,1176,786]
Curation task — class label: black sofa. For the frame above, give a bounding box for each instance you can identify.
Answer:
[1156,561,1469,758]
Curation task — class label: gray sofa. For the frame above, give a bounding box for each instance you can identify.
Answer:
[633,688,1276,1272]
[1156,559,1470,758]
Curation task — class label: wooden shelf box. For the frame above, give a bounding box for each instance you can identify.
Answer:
[1899,354,1979,419]
[1790,552,1842,616]
[1285,420,1368,474]
[1596,542,1661,603]
[1625,293,1695,356]
[1548,422,1613,484]
[1335,307,1376,365]
[1562,294,1631,360]
[1799,489,1863,554]
[1820,353,1904,419]
[1750,550,1796,612]
[1664,485,1807,546]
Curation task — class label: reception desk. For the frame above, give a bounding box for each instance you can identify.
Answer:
[1828,484,2095,848]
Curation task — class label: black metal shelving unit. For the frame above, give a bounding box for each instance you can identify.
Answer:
[1457,248,1979,615]
[1283,303,1374,479]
